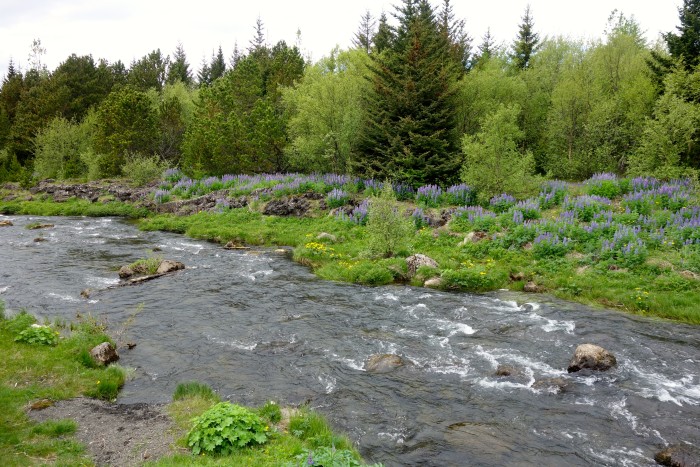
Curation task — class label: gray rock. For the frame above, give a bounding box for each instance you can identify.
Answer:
[0,220,13,227]
[523,281,544,293]
[118,266,135,279]
[366,354,404,373]
[155,260,185,275]
[406,254,439,277]
[90,342,119,365]
[424,277,443,288]
[495,364,520,377]
[567,344,617,373]
[263,196,310,216]
[532,377,570,394]
[316,232,337,242]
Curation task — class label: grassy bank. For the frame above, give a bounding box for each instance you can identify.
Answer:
[2,173,700,324]
[0,303,126,464]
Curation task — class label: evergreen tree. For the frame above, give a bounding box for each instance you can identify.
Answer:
[230,42,242,68]
[353,10,376,53]
[250,17,266,53]
[511,5,540,70]
[210,46,226,82]
[439,0,471,69]
[197,56,211,87]
[167,42,192,85]
[355,0,463,186]
[665,0,700,70]
[474,28,495,67]
[373,12,394,54]
[128,49,169,91]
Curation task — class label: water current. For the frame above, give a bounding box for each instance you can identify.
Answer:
[1,215,699,466]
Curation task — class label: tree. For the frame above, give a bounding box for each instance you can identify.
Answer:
[284,48,369,173]
[33,116,92,179]
[209,46,226,82]
[438,0,471,69]
[197,57,211,87]
[167,42,192,85]
[52,54,114,121]
[128,49,169,91]
[353,10,376,53]
[28,38,48,77]
[461,104,535,199]
[94,86,158,175]
[355,0,463,186]
[250,17,266,53]
[366,182,413,258]
[373,12,393,54]
[511,5,539,70]
[665,0,700,70]
[473,28,495,67]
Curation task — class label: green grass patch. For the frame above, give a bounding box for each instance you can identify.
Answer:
[0,198,150,218]
[0,307,127,464]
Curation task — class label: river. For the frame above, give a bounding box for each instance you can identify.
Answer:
[1,215,699,466]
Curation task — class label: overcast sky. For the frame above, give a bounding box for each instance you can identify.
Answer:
[0,0,683,78]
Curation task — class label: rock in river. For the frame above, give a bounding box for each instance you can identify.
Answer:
[406,254,438,277]
[90,342,119,366]
[156,260,185,275]
[654,444,700,467]
[366,354,405,373]
[567,343,617,373]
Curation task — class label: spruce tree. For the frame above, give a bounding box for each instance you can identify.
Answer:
[511,5,539,70]
[356,0,462,186]
[353,10,376,53]
[475,28,495,66]
[210,46,226,82]
[167,42,192,85]
[197,57,211,86]
[665,0,700,70]
[373,12,393,54]
[438,0,471,69]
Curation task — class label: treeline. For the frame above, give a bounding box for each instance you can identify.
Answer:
[1,0,699,195]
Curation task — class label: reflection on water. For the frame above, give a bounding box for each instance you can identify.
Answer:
[1,215,699,466]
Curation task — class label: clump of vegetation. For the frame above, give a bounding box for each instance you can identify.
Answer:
[121,153,169,187]
[15,324,60,346]
[126,255,162,275]
[365,182,413,258]
[173,381,221,402]
[186,402,270,455]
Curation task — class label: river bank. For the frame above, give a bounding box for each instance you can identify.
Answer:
[2,175,699,324]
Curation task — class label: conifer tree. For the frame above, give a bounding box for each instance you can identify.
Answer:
[209,46,226,82]
[353,10,376,53]
[167,42,192,85]
[475,28,495,66]
[197,57,211,87]
[439,0,471,69]
[665,0,700,70]
[356,0,462,186]
[373,12,393,54]
[511,5,539,70]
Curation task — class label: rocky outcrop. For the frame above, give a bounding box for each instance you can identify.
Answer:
[263,196,311,216]
[366,354,405,373]
[567,344,617,373]
[119,259,184,281]
[157,192,247,215]
[406,254,439,277]
[654,444,700,467]
[90,342,119,365]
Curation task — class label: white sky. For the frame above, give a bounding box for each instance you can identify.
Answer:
[0,0,683,78]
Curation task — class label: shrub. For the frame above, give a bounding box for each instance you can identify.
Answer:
[79,149,105,181]
[258,401,282,424]
[366,183,413,257]
[6,311,37,335]
[122,153,169,187]
[585,173,621,199]
[173,381,220,402]
[15,324,59,346]
[33,116,91,180]
[290,447,362,467]
[441,267,506,291]
[489,193,516,213]
[532,232,571,258]
[187,402,269,455]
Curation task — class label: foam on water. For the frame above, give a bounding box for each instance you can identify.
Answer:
[48,292,81,303]
[205,334,257,351]
[375,292,399,301]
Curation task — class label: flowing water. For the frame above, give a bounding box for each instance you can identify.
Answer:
[1,215,699,466]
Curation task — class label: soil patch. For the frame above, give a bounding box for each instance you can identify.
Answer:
[28,397,186,466]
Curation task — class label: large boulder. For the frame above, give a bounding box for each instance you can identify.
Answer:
[156,260,185,275]
[366,354,404,373]
[90,342,119,365]
[118,266,135,279]
[567,344,617,373]
[654,444,700,467]
[406,254,438,278]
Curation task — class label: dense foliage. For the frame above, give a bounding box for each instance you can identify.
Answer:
[0,2,699,188]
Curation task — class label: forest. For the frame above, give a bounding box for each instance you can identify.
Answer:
[1,0,699,195]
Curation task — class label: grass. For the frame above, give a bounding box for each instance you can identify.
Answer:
[154,383,373,467]
[0,305,127,465]
[0,197,150,218]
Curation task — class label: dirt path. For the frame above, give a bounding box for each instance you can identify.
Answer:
[29,398,187,466]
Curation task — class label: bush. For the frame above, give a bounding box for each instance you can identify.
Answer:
[33,116,91,180]
[290,447,362,467]
[122,153,169,187]
[79,149,105,181]
[187,402,269,455]
[365,183,413,258]
[173,381,220,402]
[258,401,282,424]
[441,267,506,291]
[15,324,59,346]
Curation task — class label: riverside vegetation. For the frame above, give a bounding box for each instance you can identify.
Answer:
[2,169,699,324]
[0,300,374,466]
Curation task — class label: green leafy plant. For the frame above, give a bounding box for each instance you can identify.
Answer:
[289,446,362,467]
[186,402,269,455]
[365,182,413,258]
[122,153,169,187]
[258,400,282,424]
[15,324,59,346]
